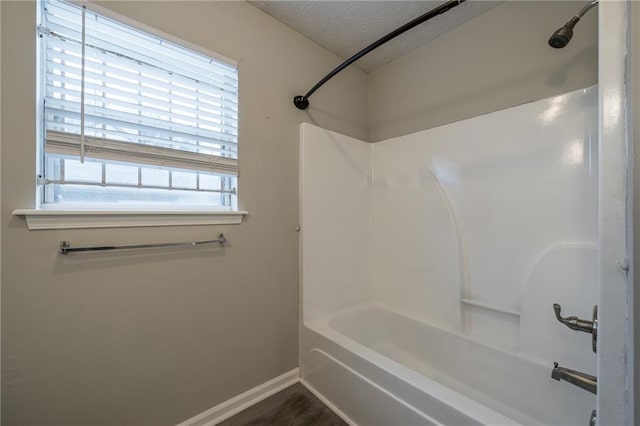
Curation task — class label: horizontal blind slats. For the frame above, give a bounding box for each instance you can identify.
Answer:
[45,121,237,157]
[46,85,238,136]
[46,130,239,176]
[45,61,239,116]
[45,106,238,155]
[47,37,237,102]
[45,39,239,102]
[46,100,238,147]
[46,5,238,81]
[45,2,238,86]
[45,86,239,138]
[44,20,237,88]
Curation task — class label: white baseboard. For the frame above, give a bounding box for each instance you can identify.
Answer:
[299,378,358,426]
[177,368,300,426]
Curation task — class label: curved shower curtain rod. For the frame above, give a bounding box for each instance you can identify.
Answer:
[292,0,466,110]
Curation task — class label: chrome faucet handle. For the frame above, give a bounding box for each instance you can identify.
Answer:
[552,303,598,353]
[553,304,592,332]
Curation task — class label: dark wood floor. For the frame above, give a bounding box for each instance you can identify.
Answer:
[218,383,347,426]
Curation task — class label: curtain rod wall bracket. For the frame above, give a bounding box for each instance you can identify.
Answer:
[292,0,465,111]
[293,95,310,110]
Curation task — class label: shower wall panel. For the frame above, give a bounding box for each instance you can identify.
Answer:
[300,86,598,370]
[371,86,598,364]
[299,123,372,322]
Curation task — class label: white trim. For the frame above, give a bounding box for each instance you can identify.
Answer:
[176,368,300,426]
[597,1,633,424]
[299,379,358,426]
[13,209,247,230]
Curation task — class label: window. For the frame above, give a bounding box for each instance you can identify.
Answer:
[38,0,239,210]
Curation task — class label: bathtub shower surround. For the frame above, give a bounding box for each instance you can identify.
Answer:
[299,86,598,425]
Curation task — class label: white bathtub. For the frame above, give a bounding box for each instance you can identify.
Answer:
[300,304,595,426]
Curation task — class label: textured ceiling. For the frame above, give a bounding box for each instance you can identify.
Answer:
[250,1,501,72]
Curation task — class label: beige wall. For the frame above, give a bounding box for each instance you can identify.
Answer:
[368,1,598,141]
[0,1,367,425]
[632,3,640,425]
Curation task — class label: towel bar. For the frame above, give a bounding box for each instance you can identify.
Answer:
[59,234,226,254]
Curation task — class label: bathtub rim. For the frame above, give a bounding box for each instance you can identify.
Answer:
[318,301,556,370]
[302,302,523,426]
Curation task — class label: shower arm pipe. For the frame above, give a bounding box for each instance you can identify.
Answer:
[575,0,598,20]
[293,0,466,110]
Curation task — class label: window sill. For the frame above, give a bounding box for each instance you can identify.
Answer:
[12,208,248,230]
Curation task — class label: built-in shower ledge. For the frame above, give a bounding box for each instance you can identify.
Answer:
[13,208,248,230]
[461,298,521,317]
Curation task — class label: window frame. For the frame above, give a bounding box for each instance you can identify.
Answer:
[14,0,247,229]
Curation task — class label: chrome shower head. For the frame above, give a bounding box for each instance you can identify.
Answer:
[548,18,578,49]
[548,1,597,49]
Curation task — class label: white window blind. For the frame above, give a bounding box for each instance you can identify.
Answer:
[39,0,239,207]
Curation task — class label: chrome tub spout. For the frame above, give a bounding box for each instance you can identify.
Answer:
[551,362,597,394]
